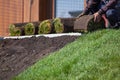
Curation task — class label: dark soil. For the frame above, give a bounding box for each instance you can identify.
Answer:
[0,36,79,80]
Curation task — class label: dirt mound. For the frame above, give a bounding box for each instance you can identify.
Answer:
[0,36,79,80]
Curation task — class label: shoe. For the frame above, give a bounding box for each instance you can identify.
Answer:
[112,22,120,29]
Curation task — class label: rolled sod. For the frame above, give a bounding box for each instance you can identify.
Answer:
[9,24,22,36]
[87,17,105,31]
[24,23,35,35]
[53,18,64,33]
[74,15,105,32]
[38,20,52,34]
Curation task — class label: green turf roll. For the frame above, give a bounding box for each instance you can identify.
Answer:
[53,18,64,33]
[74,15,105,33]
[38,20,52,34]
[87,18,105,31]
[24,23,35,35]
[9,24,21,36]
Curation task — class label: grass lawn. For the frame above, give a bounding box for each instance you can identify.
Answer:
[13,29,120,80]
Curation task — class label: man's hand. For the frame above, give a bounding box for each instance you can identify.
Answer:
[93,12,102,22]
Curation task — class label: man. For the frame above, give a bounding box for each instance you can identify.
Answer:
[78,0,120,28]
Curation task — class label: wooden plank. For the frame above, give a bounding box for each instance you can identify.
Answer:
[31,0,39,22]
[23,0,39,22]
[52,0,55,19]
[39,0,46,21]
[23,0,30,22]
[39,0,53,21]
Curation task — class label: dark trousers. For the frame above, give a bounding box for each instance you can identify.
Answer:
[100,1,120,26]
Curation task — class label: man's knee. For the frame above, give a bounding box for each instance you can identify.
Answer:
[106,9,119,26]
[106,9,117,18]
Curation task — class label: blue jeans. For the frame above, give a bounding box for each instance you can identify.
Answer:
[106,9,119,26]
[100,1,120,26]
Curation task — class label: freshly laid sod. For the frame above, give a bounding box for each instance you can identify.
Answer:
[13,29,120,80]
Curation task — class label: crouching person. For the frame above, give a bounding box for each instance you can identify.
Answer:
[78,0,120,28]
